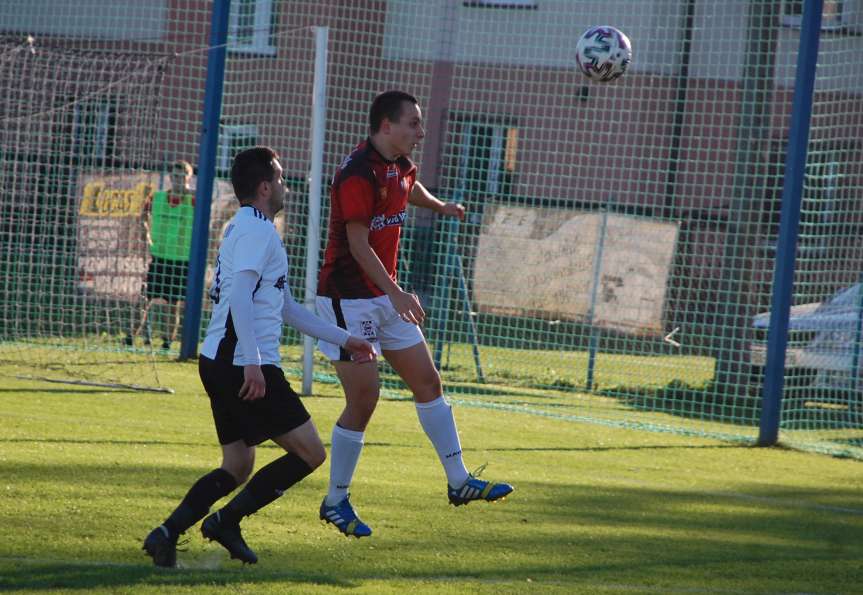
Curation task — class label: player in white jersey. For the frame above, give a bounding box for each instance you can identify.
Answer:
[143,147,375,567]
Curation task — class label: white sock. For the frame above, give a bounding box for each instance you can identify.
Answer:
[325,424,365,506]
[415,396,470,488]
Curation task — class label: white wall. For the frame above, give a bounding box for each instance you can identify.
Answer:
[384,0,683,72]
[1,0,167,41]
[384,0,863,92]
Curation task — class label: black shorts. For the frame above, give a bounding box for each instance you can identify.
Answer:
[146,256,189,302]
[198,356,311,446]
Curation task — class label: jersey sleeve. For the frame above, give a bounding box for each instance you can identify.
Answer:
[232,224,271,275]
[336,175,375,224]
[230,269,262,365]
[281,284,350,346]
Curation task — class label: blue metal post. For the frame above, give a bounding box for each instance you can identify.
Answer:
[758,0,823,445]
[180,0,231,360]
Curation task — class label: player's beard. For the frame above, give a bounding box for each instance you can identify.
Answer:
[270,188,285,216]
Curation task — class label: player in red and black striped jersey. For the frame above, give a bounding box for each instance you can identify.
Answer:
[317,138,416,299]
[316,90,513,538]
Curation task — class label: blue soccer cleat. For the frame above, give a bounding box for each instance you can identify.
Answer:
[319,495,372,538]
[448,466,514,506]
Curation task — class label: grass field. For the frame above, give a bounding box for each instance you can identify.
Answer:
[1,358,863,594]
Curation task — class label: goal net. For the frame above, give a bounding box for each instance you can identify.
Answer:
[0,37,173,391]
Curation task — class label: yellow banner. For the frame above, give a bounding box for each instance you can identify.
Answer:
[79,176,155,217]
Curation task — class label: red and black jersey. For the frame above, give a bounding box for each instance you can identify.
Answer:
[317,139,417,299]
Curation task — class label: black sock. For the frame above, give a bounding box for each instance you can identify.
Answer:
[163,468,237,538]
[219,453,313,525]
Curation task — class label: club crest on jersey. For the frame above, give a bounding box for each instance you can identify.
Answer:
[274,274,286,290]
[360,320,377,340]
[369,209,407,231]
[386,167,398,179]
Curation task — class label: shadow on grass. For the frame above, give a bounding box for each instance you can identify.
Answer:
[0,438,411,450]
[0,437,211,447]
[378,374,763,427]
[0,388,141,395]
[597,380,762,427]
[1,476,861,592]
[0,562,352,591]
[597,379,863,436]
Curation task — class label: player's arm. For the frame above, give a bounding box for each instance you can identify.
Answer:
[230,269,266,401]
[281,289,375,363]
[408,181,465,219]
[345,221,425,325]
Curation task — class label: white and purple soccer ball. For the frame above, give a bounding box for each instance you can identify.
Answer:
[575,26,632,83]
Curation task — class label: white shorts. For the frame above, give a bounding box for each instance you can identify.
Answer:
[315,295,425,361]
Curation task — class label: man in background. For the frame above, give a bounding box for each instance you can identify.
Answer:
[126,159,195,351]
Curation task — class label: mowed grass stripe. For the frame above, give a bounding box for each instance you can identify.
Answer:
[0,364,861,594]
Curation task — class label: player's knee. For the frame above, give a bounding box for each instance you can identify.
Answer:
[303,444,326,470]
[223,465,251,485]
[354,401,378,425]
[222,458,254,484]
[346,387,380,417]
[415,373,442,401]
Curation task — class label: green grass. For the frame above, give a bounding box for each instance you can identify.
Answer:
[5,335,863,456]
[1,359,862,594]
[429,342,716,390]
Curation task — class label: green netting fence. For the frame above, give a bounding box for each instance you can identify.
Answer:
[0,0,861,457]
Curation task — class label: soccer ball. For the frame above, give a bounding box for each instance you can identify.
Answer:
[575,26,632,83]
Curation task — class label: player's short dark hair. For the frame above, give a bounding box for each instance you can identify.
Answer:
[369,90,418,134]
[231,146,279,202]
[172,160,193,175]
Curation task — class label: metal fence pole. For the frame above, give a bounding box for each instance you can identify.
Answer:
[180,0,231,361]
[758,0,824,446]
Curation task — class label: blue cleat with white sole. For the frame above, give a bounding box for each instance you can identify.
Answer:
[448,467,514,507]
[319,495,372,538]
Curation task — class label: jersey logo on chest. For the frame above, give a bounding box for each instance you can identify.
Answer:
[369,210,407,232]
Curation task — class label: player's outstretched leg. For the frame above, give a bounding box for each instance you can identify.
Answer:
[412,396,514,506]
[319,494,372,538]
